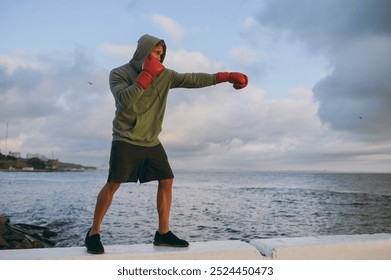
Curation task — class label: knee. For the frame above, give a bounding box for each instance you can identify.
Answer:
[101,182,121,196]
[158,178,173,189]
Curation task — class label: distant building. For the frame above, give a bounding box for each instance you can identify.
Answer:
[9,152,21,158]
[22,167,34,171]
[46,159,59,170]
[26,153,48,161]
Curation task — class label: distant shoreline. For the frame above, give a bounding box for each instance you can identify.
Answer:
[0,168,95,173]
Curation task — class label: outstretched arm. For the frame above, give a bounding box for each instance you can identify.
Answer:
[170,71,248,90]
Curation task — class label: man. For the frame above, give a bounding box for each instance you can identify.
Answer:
[85,34,247,254]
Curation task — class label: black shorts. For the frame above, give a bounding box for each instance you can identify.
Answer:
[107,141,174,184]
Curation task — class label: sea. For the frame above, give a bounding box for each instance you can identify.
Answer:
[0,169,390,247]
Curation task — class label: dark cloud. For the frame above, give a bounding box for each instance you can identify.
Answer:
[0,49,112,165]
[258,0,391,51]
[257,0,391,141]
[0,64,57,120]
[314,37,391,140]
[0,50,108,120]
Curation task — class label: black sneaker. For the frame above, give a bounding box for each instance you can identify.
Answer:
[85,228,104,254]
[153,231,189,247]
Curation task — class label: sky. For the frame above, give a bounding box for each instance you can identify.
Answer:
[1,0,390,172]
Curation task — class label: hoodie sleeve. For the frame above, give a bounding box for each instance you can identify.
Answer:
[169,71,217,89]
[109,67,144,109]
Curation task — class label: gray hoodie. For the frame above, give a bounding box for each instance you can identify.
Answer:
[109,34,217,147]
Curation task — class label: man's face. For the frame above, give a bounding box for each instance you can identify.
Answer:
[150,45,164,62]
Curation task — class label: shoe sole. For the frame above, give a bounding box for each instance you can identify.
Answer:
[153,241,189,247]
[87,249,105,254]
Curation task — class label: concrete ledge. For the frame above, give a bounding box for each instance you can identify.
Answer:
[250,233,391,260]
[0,240,262,260]
[3,234,390,260]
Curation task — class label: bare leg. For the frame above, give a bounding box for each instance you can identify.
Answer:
[156,178,173,234]
[90,182,121,236]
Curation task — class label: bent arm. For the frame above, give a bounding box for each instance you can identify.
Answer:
[109,69,144,109]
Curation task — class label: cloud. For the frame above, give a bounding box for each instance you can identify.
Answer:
[257,0,391,143]
[151,14,184,44]
[229,45,266,67]
[162,82,325,170]
[0,58,57,120]
[0,49,113,164]
[314,36,391,141]
[238,16,272,46]
[257,0,391,52]
[164,49,224,73]
[99,43,135,60]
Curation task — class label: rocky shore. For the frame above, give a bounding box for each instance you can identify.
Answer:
[0,216,57,249]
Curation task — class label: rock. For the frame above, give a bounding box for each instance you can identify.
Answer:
[43,229,57,238]
[0,216,10,225]
[0,236,9,249]
[0,224,7,236]
[8,240,32,249]
[0,216,56,249]
[3,228,25,242]
[31,240,46,248]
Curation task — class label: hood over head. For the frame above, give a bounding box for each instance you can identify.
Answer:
[130,34,166,72]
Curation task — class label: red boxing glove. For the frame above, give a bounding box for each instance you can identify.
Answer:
[216,72,248,90]
[135,55,166,89]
